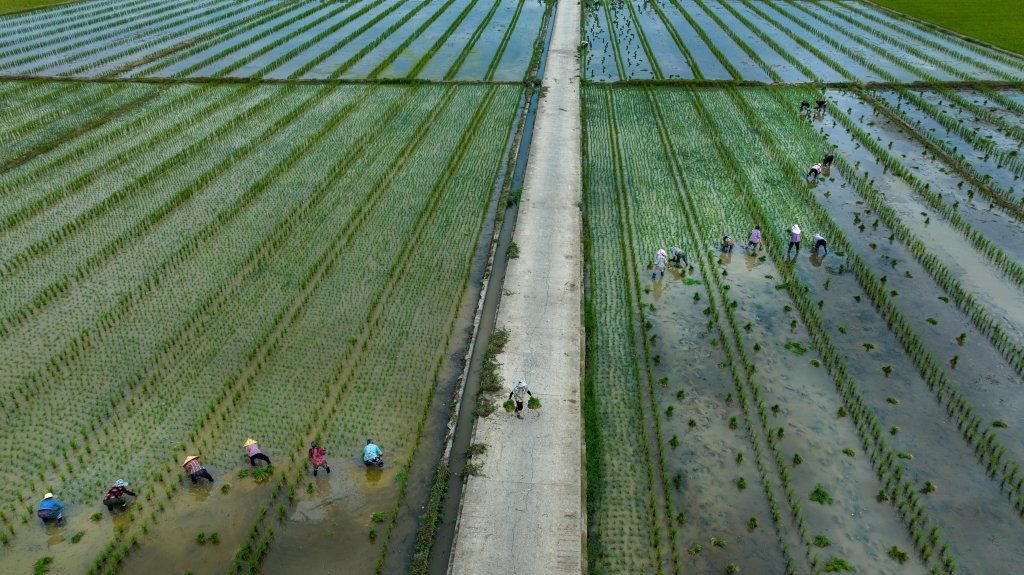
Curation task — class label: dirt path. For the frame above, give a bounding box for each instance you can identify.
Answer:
[446,0,583,573]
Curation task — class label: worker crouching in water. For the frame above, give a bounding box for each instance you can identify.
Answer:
[183,455,215,484]
[309,441,331,476]
[244,438,272,467]
[37,492,64,524]
[363,439,384,468]
[103,479,137,511]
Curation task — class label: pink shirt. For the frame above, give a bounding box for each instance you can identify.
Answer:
[790,231,801,243]
[184,459,202,474]
[749,229,761,243]
[245,444,263,457]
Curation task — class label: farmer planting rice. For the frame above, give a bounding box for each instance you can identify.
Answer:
[183,455,214,484]
[721,234,735,253]
[788,224,802,257]
[669,245,688,267]
[747,226,762,252]
[363,439,384,467]
[37,493,64,524]
[309,441,330,476]
[815,99,827,113]
[103,479,137,511]
[509,380,533,419]
[652,248,667,280]
[822,152,835,169]
[244,438,271,467]
[813,232,828,255]
[806,163,822,182]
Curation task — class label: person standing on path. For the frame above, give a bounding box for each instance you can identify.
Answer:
[652,248,667,280]
[509,380,533,420]
[788,224,802,257]
[747,226,762,252]
[812,232,828,255]
[244,438,271,467]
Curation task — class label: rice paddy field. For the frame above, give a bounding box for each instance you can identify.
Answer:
[580,1,1024,575]
[3,0,1024,574]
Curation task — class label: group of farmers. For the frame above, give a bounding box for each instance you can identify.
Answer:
[37,437,385,525]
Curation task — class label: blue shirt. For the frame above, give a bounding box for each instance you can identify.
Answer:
[363,443,382,462]
[39,498,63,512]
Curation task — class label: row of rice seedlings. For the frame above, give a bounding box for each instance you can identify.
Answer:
[442,0,507,80]
[71,87,472,568]
[597,88,674,572]
[614,0,662,79]
[826,94,1024,289]
[402,0,486,79]
[366,0,462,79]
[581,89,663,573]
[793,2,1024,178]
[0,86,405,510]
[659,87,854,571]
[864,91,1024,218]
[33,86,397,497]
[728,87,1024,515]
[326,0,441,81]
[706,87,958,573]
[664,0,740,80]
[816,1,1024,118]
[755,0,1024,218]
[821,100,1024,376]
[127,0,304,77]
[3,0,248,76]
[0,0,159,44]
[690,0,783,83]
[836,0,1024,76]
[593,0,626,79]
[0,0,197,63]
[178,0,356,79]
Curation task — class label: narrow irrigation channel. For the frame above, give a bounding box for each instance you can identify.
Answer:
[425,2,558,572]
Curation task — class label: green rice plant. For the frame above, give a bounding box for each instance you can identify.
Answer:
[813,535,831,548]
[810,484,834,505]
[823,557,855,573]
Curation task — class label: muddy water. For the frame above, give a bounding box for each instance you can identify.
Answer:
[0,504,126,575]
[786,237,1024,574]
[870,90,1023,200]
[803,137,1024,471]
[913,89,1024,148]
[825,90,1024,263]
[719,252,927,574]
[646,266,788,574]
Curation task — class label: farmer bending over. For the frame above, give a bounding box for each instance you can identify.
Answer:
[183,455,214,484]
[822,153,834,169]
[669,246,688,268]
[747,226,762,252]
[813,232,828,255]
[721,235,734,253]
[652,249,667,280]
[806,163,822,182]
[244,438,271,467]
[103,479,137,511]
[309,441,330,476]
[788,224,802,257]
[37,493,64,524]
[363,439,384,468]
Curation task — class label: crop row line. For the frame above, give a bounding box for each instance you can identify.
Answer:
[601,88,674,573]
[751,0,1024,221]
[728,85,1024,520]
[71,87,463,568]
[642,87,808,573]
[0,0,166,51]
[700,85,959,573]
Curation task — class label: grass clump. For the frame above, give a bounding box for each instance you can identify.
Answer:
[527,396,541,409]
[34,557,54,574]
[783,341,808,355]
[888,545,909,564]
[813,535,832,547]
[810,484,834,505]
[823,557,855,572]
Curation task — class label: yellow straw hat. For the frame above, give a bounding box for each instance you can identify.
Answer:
[182,455,200,466]
[244,438,258,447]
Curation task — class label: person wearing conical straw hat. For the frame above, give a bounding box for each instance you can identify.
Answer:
[37,492,64,523]
[244,438,271,467]
[103,479,137,511]
[182,455,214,484]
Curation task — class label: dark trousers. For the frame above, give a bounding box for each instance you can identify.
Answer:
[364,457,384,468]
[249,453,271,466]
[815,239,827,254]
[788,241,800,255]
[190,469,214,484]
[806,169,819,180]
